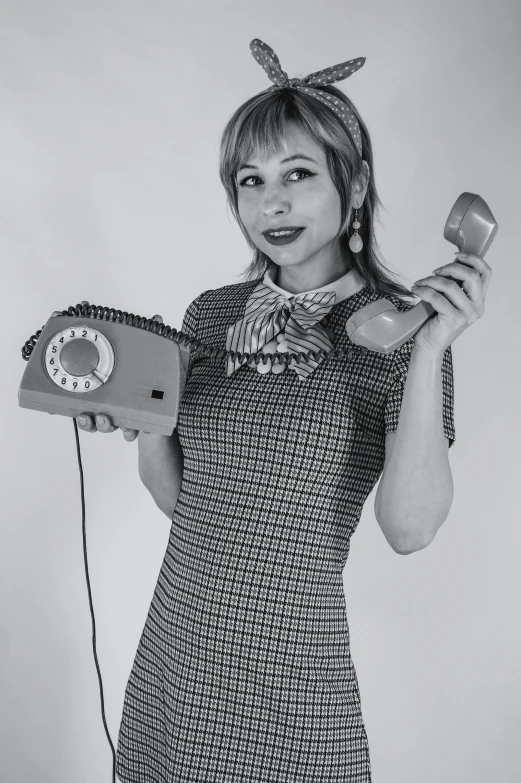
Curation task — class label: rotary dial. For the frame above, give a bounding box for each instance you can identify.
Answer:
[45,325,114,393]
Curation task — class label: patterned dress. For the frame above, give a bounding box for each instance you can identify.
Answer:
[116,276,455,783]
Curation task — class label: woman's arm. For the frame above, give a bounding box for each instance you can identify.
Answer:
[374,344,453,554]
[374,250,491,555]
[138,338,191,518]
[138,430,184,519]
[74,414,183,518]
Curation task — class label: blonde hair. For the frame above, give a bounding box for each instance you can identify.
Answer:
[219,84,414,301]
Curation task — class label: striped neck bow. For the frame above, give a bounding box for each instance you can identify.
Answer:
[225,282,337,381]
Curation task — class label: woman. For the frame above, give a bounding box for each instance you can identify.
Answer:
[79,39,491,783]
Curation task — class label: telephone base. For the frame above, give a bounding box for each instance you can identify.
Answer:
[18,314,187,436]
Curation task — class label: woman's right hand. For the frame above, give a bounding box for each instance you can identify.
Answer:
[76,413,138,442]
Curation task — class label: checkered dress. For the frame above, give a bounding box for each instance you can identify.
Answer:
[116,277,455,783]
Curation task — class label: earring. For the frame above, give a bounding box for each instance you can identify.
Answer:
[348,206,363,253]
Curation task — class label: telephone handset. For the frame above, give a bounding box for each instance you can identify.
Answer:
[19,192,497,434]
[346,192,498,353]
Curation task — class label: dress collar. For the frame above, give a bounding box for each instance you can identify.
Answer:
[262,263,366,304]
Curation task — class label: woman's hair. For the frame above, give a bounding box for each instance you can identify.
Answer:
[219,84,414,301]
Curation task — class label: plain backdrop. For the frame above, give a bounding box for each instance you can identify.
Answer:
[2,1,520,782]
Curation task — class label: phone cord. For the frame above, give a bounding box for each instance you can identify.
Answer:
[20,301,368,364]
[72,417,118,783]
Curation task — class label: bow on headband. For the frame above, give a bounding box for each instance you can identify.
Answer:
[225,283,337,382]
[250,38,366,156]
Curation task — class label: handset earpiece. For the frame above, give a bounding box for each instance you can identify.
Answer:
[345,193,498,354]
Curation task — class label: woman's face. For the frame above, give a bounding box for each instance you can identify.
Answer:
[236,123,353,281]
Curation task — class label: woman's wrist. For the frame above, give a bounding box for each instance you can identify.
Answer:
[137,431,173,449]
[411,341,444,367]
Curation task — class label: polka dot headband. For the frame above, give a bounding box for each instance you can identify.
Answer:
[250,38,366,157]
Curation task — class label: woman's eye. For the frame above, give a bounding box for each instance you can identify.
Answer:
[289,169,313,182]
[238,169,314,188]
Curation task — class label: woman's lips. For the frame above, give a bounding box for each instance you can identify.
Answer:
[263,228,305,246]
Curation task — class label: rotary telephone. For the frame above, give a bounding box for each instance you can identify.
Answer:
[19,192,498,437]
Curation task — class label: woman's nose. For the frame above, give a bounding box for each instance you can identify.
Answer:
[262,191,290,215]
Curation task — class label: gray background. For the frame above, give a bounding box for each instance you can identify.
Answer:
[3,1,520,781]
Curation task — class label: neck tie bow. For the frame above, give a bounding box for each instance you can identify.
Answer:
[225,282,337,381]
[250,39,366,157]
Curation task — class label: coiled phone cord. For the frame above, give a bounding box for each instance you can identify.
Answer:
[21,300,368,365]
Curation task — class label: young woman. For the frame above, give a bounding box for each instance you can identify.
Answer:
[78,38,491,783]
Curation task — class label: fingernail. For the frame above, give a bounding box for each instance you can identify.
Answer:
[457,253,468,258]
[78,416,87,425]
[98,415,105,425]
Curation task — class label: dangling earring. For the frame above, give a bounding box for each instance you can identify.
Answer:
[348,206,364,253]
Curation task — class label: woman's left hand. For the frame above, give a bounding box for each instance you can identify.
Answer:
[410,252,492,354]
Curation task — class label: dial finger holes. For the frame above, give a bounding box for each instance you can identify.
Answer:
[45,325,114,393]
